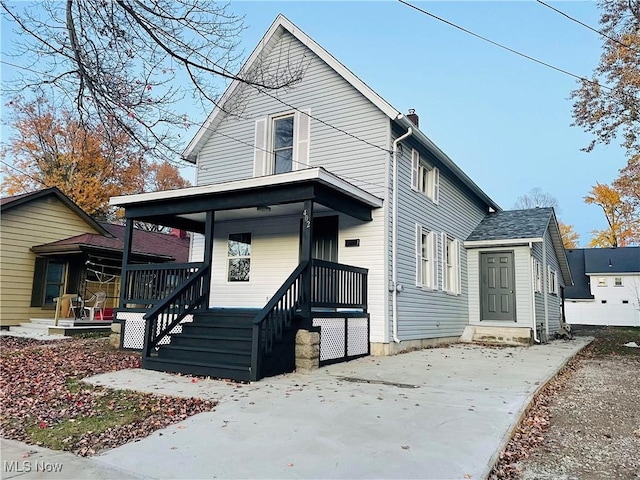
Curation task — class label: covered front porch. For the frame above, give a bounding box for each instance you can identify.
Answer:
[111,168,383,381]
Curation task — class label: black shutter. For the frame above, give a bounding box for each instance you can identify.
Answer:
[30,257,47,307]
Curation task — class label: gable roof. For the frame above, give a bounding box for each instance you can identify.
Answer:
[182,14,500,212]
[1,187,110,236]
[31,223,190,263]
[465,207,572,285]
[564,249,594,300]
[465,208,555,242]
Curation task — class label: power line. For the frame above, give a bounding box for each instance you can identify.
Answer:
[0,158,51,189]
[397,0,633,97]
[536,0,640,54]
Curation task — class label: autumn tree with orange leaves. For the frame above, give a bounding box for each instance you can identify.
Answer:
[1,97,189,219]
[584,182,638,247]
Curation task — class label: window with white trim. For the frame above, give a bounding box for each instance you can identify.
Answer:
[441,233,461,294]
[534,260,542,293]
[411,149,440,204]
[253,110,311,176]
[416,225,438,289]
[227,233,251,282]
[614,277,623,287]
[597,277,607,287]
[548,266,558,295]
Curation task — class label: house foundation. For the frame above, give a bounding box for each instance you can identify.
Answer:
[370,336,459,356]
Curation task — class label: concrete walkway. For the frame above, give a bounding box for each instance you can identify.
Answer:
[73,338,589,480]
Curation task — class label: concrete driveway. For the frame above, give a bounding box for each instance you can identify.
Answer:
[73,338,590,480]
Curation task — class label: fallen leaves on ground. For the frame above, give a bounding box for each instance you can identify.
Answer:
[488,355,581,480]
[0,336,215,455]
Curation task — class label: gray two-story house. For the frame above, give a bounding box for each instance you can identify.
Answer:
[111,15,570,381]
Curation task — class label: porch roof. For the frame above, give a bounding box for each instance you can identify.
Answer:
[110,167,383,231]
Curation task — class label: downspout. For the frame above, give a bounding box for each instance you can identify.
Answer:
[392,127,413,343]
[530,242,540,344]
[542,239,549,342]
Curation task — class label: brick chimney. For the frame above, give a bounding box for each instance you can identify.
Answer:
[407,109,419,128]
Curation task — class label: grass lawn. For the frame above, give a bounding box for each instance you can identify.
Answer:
[0,336,215,456]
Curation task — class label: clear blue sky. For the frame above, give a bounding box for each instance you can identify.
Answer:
[1,1,626,246]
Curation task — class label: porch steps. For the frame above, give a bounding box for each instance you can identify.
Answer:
[142,308,260,382]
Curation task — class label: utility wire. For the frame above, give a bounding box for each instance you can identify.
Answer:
[0,158,51,189]
[536,0,640,54]
[397,0,635,98]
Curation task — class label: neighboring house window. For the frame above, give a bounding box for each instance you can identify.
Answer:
[227,233,252,282]
[30,258,66,307]
[597,277,607,287]
[622,300,629,304]
[533,260,542,293]
[441,233,461,295]
[614,277,623,287]
[416,224,438,289]
[548,266,558,295]
[253,110,311,176]
[601,300,607,304]
[411,149,440,204]
[273,114,294,174]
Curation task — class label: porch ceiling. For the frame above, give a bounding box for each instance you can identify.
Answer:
[110,168,383,232]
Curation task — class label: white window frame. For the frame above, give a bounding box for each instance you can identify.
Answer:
[548,266,558,295]
[597,277,607,287]
[441,233,461,295]
[533,260,542,293]
[254,110,310,177]
[227,233,252,282]
[271,113,295,174]
[614,277,623,287]
[411,149,440,204]
[416,224,438,290]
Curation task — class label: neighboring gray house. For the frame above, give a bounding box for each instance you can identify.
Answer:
[565,247,640,327]
[463,208,572,344]
[110,15,572,381]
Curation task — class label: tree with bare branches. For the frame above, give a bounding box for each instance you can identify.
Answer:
[1,1,304,162]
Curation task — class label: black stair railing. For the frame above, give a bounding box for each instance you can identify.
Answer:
[142,264,210,358]
[250,261,309,381]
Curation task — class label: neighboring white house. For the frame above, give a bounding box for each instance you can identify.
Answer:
[110,15,572,381]
[565,247,640,327]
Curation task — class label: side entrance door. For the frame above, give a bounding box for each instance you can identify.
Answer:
[480,251,516,322]
[312,216,338,262]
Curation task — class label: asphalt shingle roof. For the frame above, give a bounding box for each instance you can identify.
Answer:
[564,249,594,300]
[466,208,554,242]
[582,247,640,274]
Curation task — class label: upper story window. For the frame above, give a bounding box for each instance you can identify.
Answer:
[254,110,310,177]
[411,149,440,204]
[614,277,623,287]
[597,277,607,287]
[273,114,294,174]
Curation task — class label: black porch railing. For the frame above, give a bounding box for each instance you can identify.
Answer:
[122,263,202,308]
[311,259,368,309]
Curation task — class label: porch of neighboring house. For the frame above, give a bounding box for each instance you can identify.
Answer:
[111,169,382,382]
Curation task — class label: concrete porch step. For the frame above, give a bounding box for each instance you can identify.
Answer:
[18,322,50,331]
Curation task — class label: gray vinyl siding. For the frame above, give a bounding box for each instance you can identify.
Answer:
[392,129,489,340]
[196,30,389,198]
[193,29,390,341]
[532,242,546,330]
[467,246,534,328]
[543,229,563,334]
